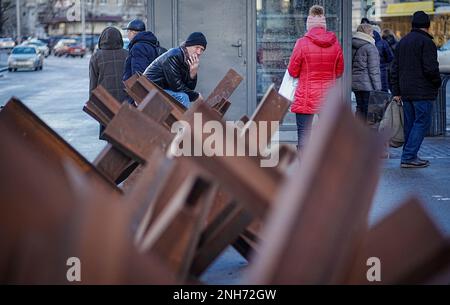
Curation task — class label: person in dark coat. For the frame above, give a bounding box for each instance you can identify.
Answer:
[373,30,393,92]
[382,29,398,92]
[382,28,398,53]
[391,11,441,168]
[144,32,207,108]
[89,27,128,102]
[89,27,128,139]
[122,19,161,82]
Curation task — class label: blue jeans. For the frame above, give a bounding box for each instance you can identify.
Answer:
[296,113,314,150]
[401,99,433,162]
[165,90,190,108]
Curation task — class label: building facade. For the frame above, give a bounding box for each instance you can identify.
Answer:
[145,0,352,132]
[354,0,450,46]
[46,0,148,36]
[0,0,149,37]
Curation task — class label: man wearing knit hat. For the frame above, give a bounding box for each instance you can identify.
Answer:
[390,11,441,168]
[144,32,207,108]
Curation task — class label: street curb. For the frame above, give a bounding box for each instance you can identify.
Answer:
[0,66,7,77]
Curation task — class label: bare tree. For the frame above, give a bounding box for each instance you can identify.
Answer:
[0,0,13,36]
[39,0,64,27]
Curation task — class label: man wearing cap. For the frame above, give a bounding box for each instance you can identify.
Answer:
[144,32,207,108]
[122,19,161,82]
[391,11,441,168]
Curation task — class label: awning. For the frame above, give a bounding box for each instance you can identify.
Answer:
[385,1,434,17]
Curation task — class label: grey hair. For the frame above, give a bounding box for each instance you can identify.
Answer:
[357,23,373,35]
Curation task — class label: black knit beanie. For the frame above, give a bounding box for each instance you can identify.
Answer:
[412,11,430,29]
[185,32,207,49]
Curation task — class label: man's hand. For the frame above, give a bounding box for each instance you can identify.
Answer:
[393,96,402,105]
[194,93,204,103]
[187,54,200,79]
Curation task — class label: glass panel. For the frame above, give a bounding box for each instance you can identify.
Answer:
[256,0,342,126]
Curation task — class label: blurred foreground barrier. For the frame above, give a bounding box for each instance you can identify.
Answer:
[0,73,448,284]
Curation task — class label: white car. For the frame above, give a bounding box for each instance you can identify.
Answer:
[8,46,44,71]
[22,40,50,58]
[438,41,450,73]
[0,37,15,50]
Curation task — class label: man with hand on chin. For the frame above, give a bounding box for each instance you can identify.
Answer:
[144,32,207,108]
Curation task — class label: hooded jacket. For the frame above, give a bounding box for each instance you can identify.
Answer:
[288,27,344,114]
[374,30,394,92]
[123,31,160,81]
[382,33,398,54]
[352,31,382,92]
[89,27,128,103]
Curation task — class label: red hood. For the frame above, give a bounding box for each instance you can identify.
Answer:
[305,27,337,48]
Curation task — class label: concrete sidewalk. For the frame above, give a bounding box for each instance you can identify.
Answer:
[0,50,9,75]
[201,135,450,285]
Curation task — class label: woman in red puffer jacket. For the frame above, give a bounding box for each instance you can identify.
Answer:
[288,5,344,150]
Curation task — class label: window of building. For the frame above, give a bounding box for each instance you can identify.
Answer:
[256,0,342,129]
[256,0,341,103]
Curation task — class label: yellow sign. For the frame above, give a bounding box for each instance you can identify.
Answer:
[386,1,434,17]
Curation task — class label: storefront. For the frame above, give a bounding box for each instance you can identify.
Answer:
[354,0,450,47]
[147,0,352,131]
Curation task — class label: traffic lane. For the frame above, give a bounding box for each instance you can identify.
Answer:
[0,55,106,161]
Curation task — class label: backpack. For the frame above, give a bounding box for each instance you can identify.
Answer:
[154,43,167,57]
[141,40,167,57]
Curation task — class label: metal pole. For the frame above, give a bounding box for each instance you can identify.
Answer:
[81,0,86,49]
[16,0,21,42]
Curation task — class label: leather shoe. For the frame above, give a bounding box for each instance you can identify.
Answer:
[418,158,430,165]
[401,159,429,168]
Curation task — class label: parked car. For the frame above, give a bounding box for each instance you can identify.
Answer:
[94,37,129,54]
[53,39,77,57]
[8,46,44,71]
[38,38,51,48]
[438,40,450,73]
[0,38,15,50]
[123,38,130,50]
[85,35,100,51]
[67,44,87,58]
[48,35,67,50]
[22,40,50,57]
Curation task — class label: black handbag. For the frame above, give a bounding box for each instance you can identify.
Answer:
[367,90,391,127]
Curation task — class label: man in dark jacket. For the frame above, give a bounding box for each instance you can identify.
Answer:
[144,32,207,108]
[391,11,441,168]
[122,19,161,82]
[373,30,393,92]
[90,27,128,139]
[382,29,399,92]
